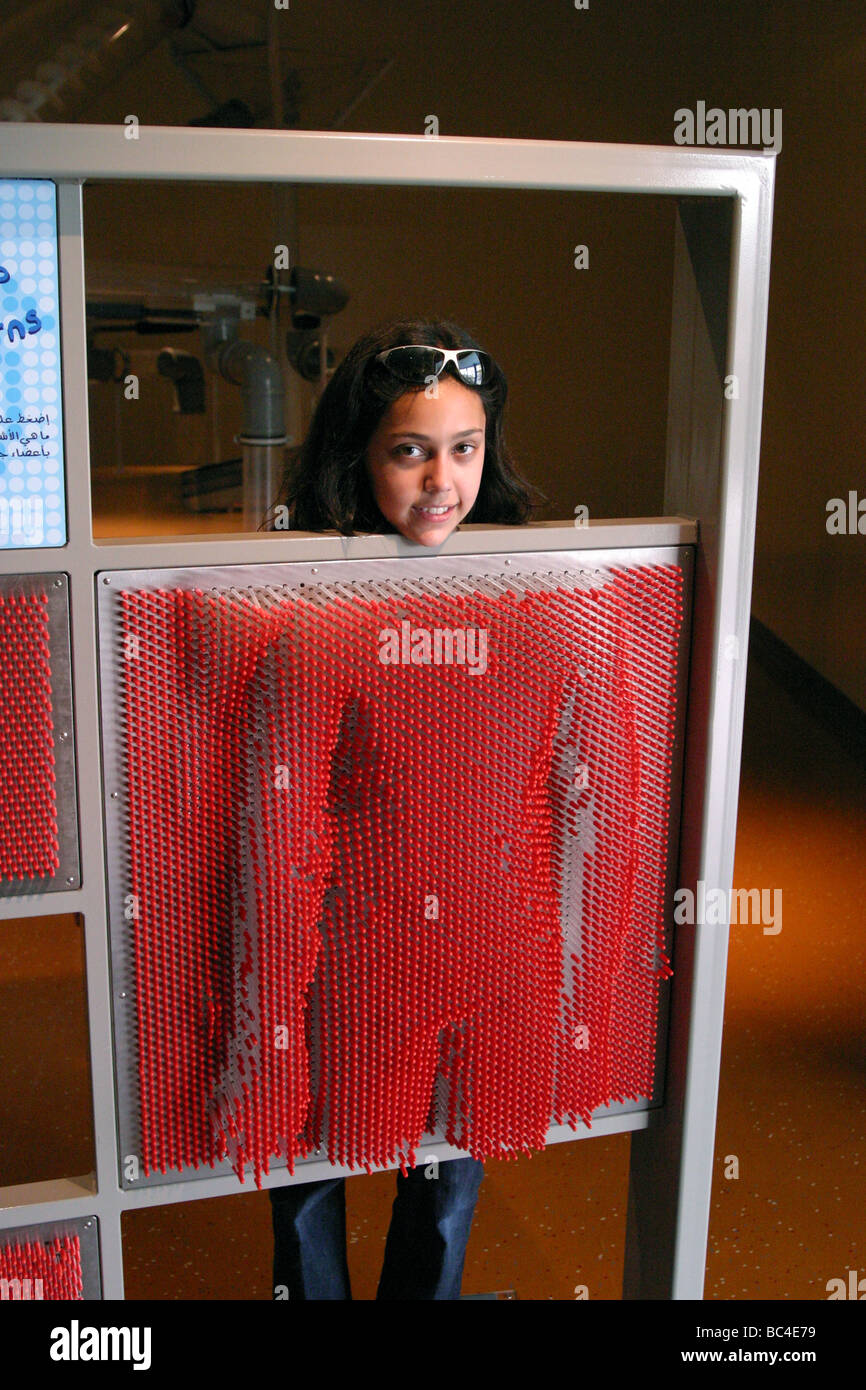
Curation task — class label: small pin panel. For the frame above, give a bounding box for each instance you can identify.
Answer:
[0,1232,83,1300]
[0,587,59,882]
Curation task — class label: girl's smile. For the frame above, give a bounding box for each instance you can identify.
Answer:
[364,375,486,546]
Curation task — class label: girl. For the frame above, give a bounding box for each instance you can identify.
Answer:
[261,317,543,1300]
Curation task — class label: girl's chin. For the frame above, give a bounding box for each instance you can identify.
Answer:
[412,531,455,546]
[405,516,460,544]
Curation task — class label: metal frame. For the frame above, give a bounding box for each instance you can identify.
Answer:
[0,124,775,1302]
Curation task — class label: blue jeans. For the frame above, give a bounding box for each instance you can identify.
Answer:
[270,1156,485,1300]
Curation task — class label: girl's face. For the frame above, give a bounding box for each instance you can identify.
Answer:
[364,375,486,546]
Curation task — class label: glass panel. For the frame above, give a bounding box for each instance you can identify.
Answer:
[82,179,675,540]
[0,914,94,1187]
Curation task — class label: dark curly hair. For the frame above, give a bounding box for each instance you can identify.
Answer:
[259,316,544,534]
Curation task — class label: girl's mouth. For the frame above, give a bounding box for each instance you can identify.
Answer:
[413,504,455,520]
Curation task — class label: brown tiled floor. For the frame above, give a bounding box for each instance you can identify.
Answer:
[2,652,864,1298]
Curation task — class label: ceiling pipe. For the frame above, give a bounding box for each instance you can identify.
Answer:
[0,0,196,122]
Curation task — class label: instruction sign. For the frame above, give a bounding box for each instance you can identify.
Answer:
[0,179,66,547]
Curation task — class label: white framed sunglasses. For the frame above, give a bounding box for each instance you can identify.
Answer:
[374,345,492,386]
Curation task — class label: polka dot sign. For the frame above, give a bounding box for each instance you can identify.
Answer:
[0,179,66,549]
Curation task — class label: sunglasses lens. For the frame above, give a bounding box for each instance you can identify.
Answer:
[455,350,487,385]
[383,347,440,381]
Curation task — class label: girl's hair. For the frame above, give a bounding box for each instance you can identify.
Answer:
[259,316,545,534]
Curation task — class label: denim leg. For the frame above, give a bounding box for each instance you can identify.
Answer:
[270,1176,352,1300]
[376,1156,485,1300]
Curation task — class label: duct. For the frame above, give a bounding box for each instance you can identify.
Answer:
[0,0,196,122]
[209,337,284,443]
[202,312,287,531]
[156,347,205,414]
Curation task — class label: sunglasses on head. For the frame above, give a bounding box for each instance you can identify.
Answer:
[374,345,492,386]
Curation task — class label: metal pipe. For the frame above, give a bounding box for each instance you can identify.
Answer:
[241,443,286,536]
[202,313,288,531]
[0,0,196,122]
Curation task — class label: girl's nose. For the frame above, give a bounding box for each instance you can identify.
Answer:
[425,451,451,488]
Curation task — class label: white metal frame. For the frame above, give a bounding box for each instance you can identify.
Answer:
[0,124,775,1301]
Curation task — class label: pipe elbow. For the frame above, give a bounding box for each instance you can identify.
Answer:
[213,337,286,443]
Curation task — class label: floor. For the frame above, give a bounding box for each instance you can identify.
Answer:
[1,649,864,1300]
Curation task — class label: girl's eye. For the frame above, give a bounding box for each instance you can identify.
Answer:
[393,441,477,459]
